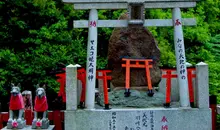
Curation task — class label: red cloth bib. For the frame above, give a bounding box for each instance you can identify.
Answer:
[9,94,24,110]
[34,96,48,112]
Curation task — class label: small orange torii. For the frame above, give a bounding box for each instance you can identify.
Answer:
[56,68,112,109]
[121,58,154,97]
[96,70,112,109]
[78,69,112,109]
[162,68,196,107]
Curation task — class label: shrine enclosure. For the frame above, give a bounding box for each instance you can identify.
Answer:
[62,0,212,130]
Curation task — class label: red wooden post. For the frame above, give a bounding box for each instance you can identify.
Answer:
[145,60,153,91]
[60,111,64,122]
[210,95,217,130]
[162,69,177,107]
[96,70,112,109]
[125,60,131,90]
[2,112,9,122]
[48,111,53,121]
[77,68,86,108]
[25,110,33,125]
[103,72,109,109]
[144,60,153,96]
[79,80,86,105]
[0,112,9,128]
[103,71,111,109]
[187,68,196,107]
[0,113,3,129]
[165,70,172,105]
[53,110,62,130]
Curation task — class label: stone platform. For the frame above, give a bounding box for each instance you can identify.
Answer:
[97,90,180,108]
[2,125,55,130]
[65,108,211,130]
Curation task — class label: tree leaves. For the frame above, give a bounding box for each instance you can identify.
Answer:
[0,0,220,105]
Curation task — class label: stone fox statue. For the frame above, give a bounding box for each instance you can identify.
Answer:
[7,83,26,129]
[32,84,49,129]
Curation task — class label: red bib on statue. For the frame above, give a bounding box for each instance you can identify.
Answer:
[9,94,24,110]
[34,96,48,112]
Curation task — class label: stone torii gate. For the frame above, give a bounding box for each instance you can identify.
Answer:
[63,0,198,110]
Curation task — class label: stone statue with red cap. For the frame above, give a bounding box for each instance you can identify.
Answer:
[7,83,26,129]
[32,84,49,129]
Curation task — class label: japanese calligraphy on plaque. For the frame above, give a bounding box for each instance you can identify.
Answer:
[88,40,95,81]
[124,111,154,130]
[150,111,154,130]
[89,20,96,27]
[135,112,141,130]
[161,116,168,130]
[176,38,186,80]
[175,19,181,26]
[112,112,117,130]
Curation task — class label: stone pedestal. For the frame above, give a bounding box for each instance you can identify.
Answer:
[32,119,49,129]
[65,108,211,130]
[66,64,79,110]
[2,125,55,130]
[7,120,26,129]
[195,62,209,108]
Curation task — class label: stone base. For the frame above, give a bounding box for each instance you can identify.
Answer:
[32,119,50,129]
[7,120,26,129]
[65,108,211,130]
[96,90,180,108]
[2,125,55,130]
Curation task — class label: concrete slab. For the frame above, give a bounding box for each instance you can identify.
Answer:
[2,125,55,130]
[65,108,211,130]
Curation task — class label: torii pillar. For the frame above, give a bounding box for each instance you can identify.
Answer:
[85,9,98,109]
[173,8,190,107]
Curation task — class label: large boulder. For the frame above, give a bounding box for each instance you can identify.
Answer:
[107,14,162,88]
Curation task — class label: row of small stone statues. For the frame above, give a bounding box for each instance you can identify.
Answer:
[7,83,49,129]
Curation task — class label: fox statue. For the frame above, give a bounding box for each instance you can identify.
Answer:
[7,83,26,129]
[32,84,49,129]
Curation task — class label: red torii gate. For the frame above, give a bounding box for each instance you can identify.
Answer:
[56,68,112,109]
[162,68,196,107]
[121,58,154,97]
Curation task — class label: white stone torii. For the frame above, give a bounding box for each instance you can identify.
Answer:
[63,0,198,110]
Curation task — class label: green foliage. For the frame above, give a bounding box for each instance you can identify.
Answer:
[0,0,86,94]
[0,0,220,118]
[155,37,176,67]
[208,62,220,101]
[97,57,108,69]
[205,34,220,60]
